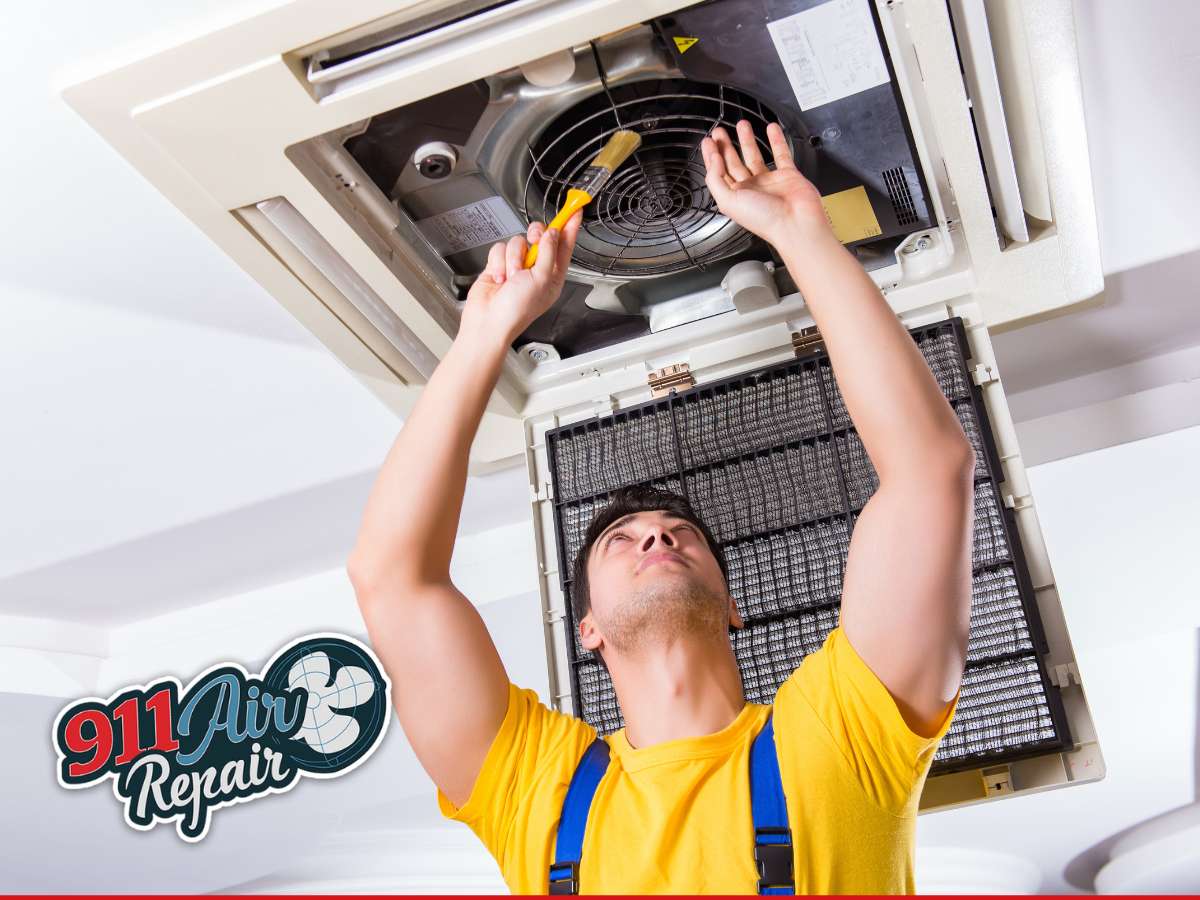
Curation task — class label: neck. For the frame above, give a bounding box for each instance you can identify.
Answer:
[607,630,745,748]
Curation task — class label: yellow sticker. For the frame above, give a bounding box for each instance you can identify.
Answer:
[819,186,883,244]
[673,36,700,54]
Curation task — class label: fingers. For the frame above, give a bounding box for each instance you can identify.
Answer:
[766,121,795,170]
[505,233,526,278]
[554,209,583,275]
[527,220,545,245]
[736,119,768,175]
[531,225,558,280]
[484,240,506,283]
[700,137,735,209]
[531,208,582,284]
[710,125,751,181]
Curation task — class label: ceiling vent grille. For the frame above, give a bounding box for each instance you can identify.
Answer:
[883,165,920,227]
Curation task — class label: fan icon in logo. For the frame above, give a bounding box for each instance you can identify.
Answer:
[263,635,389,774]
[289,650,376,755]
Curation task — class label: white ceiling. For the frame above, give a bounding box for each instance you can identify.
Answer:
[1070,0,1200,274]
[2,0,1199,618]
[0,0,399,583]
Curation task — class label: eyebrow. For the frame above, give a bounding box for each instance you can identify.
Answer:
[595,512,691,548]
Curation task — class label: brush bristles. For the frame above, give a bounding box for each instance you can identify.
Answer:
[591,129,642,171]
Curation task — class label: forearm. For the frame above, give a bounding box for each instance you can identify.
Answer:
[350,326,509,588]
[774,224,972,481]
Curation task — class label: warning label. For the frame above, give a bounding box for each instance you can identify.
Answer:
[413,196,525,256]
[673,36,700,54]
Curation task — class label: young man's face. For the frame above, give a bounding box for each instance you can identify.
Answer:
[579,509,743,656]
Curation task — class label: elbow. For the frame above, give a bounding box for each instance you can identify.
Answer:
[944,433,977,485]
[933,436,977,501]
[347,546,446,609]
[880,433,976,488]
[347,548,389,607]
[927,414,977,484]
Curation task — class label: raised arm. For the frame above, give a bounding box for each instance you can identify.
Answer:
[347,213,582,806]
[702,122,973,736]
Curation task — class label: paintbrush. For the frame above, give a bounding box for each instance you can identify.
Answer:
[523,129,642,268]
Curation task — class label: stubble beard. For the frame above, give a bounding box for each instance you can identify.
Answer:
[600,572,729,653]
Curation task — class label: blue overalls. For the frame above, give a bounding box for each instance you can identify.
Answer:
[548,714,795,894]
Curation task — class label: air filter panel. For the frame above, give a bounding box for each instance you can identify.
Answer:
[543,317,1072,775]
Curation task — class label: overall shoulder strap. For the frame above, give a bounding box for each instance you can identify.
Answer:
[549,737,610,895]
[750,714,795,895]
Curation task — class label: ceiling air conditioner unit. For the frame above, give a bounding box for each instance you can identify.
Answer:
[64,0,1104,812]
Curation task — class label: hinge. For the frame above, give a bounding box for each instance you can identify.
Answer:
[531,481,553,503]
[1049,661,1081,687]
[791,326,825,355]
[593,396,618,417]
[971,363,998,385]
[981,764,1013,797]
[1003,492,1033,511]
[648,362,694,397]
[545,609,566,625]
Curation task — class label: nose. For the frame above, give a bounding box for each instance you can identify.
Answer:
[640,525,677,553]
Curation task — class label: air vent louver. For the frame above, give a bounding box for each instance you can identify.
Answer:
[883,165,920,226]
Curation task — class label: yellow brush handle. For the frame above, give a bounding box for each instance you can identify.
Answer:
[523,188,590,268]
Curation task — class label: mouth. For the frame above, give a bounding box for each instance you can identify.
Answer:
[636,551,686,574]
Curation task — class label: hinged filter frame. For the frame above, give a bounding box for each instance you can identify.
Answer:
[524,300,1103,812]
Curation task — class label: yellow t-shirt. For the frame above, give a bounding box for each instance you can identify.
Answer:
[437,626,959,894]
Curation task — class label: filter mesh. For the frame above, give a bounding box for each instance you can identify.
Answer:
[546,318,1069,772]
[677,365,831,467]
[725,518,850,619]
[686,440,843,542]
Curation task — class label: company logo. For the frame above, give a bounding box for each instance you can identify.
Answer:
[52,633,390,841]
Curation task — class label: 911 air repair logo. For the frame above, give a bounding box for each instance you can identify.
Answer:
[51,633,390,841]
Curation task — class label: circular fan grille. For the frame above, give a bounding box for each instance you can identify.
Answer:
[523,78,783,278]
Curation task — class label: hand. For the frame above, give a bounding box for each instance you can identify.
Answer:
[458,210,584,347]
[700,120,833,247]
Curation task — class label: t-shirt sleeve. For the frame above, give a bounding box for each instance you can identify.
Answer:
[775,625,959,816]
[436,681,597,863]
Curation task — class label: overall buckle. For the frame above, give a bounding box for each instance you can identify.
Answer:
[548,860,580,895]
[754,827,794,892]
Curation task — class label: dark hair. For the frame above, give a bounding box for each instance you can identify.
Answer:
[569,485,729,628]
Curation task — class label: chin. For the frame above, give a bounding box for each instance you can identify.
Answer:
[636,566,693,585]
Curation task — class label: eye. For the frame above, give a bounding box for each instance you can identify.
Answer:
[605,530,630,548]
[672,524,698,538]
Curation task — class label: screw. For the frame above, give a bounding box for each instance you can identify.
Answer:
[528,348,550,362]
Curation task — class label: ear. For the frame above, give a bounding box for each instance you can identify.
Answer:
[728,593,745,630]
[579,612,605,652]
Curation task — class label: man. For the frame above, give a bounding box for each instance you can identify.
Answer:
[348,120,975,893]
